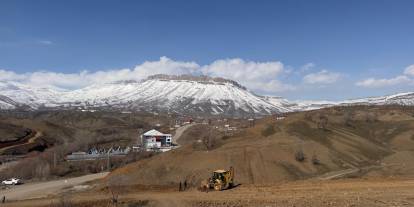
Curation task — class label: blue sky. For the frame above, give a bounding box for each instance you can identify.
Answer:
[1,0,414,100]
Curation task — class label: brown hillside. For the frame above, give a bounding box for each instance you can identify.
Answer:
[109,106,414,186]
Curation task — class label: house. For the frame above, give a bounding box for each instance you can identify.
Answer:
[275,114,286,120]
[66,146,130,161]
[141,129,173,151]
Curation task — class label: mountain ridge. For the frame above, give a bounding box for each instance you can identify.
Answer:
[0,75,413,116]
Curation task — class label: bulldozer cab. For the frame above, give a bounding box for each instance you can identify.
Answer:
[212,170,227,181]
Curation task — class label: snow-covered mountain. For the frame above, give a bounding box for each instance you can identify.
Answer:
[0,81,65,109]
[0,95,19,110]
[63,75,284,116]
[0,74,413,116]
[340,92,414,106]
[289,92,414,111]
[0,75,287,116]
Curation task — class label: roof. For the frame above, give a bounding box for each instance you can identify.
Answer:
[143,129,171,136]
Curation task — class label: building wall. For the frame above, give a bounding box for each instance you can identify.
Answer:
[143,135,172,148]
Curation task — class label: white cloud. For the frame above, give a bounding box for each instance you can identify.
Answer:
[404,64,414,76]
[133,56,199,78]
[355,75,412,88]
[0,70,27,81]
[356,64,414,88]
[299,63,315,73]
[201,58,294,93]
[0,57,199,89]
[0,57,293,93]
[254,80,296,93]
[303,70,341,84]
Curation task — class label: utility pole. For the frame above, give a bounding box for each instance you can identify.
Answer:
[53,151,57,168]
[107,151,110,171]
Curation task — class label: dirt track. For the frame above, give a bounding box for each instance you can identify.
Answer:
[174,123,196,145]
[0,172,108,201]
[0,130,43,154]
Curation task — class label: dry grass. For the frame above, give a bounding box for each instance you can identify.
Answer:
[108,106,414,187]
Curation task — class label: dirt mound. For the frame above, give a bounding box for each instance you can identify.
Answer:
[109,106,414,186]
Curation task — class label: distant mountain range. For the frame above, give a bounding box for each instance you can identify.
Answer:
[0,74,413,116]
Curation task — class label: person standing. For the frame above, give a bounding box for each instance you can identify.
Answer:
[184,180,187,191]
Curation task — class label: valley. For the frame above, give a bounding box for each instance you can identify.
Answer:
[3,1,413,206]
[0,105,413,206]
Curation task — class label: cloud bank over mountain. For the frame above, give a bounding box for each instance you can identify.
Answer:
[0,57,295,93]
[356,64,414,88]
[1,57,413,99]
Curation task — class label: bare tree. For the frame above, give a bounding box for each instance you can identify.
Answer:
[49,193,73,207]
[107,174,127,206]
[202,135,213,151]
[34,160,51,180]
[261,124,276,137]
[304,112,313,121]
[365,112,378,123]
[317,114,328,130]
[202,127,216,150]
[344,110,354,127]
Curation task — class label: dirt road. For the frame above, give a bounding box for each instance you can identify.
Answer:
[0,172,108,201]
[0,131,43,154]
[174,123,196,145]
[318,168,360,180]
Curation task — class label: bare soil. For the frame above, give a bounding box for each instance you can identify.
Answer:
[109,106,414,187]
[3,178,414,207]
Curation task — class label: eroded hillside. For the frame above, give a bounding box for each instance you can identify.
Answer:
[109,106,414,186]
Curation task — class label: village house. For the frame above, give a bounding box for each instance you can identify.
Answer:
[141,129,173,152]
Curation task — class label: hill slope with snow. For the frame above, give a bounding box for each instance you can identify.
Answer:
[0,75,289,116]
[289,92,414,111]
[0,75,413,116]
[61,76,284,116]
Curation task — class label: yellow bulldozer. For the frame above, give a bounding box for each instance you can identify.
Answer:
[200,167,234,191]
